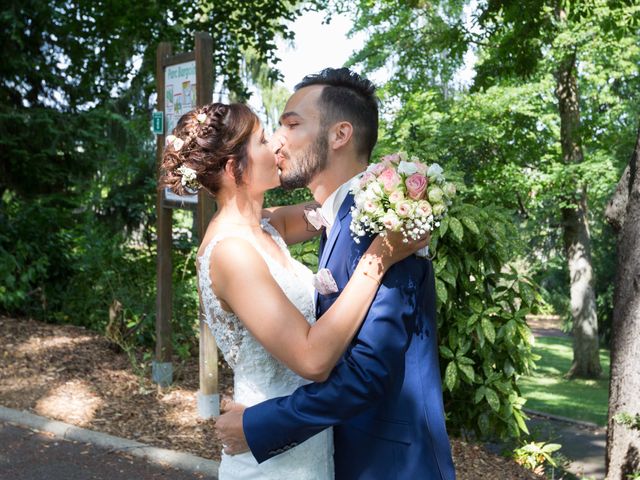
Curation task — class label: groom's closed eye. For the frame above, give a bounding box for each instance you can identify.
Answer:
[279,112,301,127]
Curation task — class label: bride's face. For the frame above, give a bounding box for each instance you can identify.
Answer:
[244,125,280,192]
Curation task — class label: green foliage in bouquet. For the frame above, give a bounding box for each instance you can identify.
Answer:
[430,201,540,440]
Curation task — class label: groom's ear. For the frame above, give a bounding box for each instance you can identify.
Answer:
[329,121,354,151]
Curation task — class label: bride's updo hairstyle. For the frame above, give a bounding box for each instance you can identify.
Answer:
[160,102,259,196]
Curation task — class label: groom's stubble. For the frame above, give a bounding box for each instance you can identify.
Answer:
[279,127,329,190]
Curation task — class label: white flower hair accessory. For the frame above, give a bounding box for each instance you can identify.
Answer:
[176,165,200,193]
[166,134,185,152]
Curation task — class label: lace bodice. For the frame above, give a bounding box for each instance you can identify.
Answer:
[198,219,315,369]
[197,218,333,480]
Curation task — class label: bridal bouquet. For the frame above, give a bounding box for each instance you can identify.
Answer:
[349,153,457,258]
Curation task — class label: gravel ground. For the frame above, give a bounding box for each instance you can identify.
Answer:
[0,316,542,479]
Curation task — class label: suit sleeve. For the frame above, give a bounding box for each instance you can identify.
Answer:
[243,243,425,463]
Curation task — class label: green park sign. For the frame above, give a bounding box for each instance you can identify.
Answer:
[152,111,164,135]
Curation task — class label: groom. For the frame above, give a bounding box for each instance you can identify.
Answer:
[216,68,456,479]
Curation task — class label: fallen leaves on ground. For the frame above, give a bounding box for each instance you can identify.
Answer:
[0,316,542,479]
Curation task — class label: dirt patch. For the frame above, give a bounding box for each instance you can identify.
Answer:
[526,315,569,338]
[0,316,541,479]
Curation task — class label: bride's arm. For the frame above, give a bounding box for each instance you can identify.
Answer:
[262,201,321,245]
[210,232,428,382]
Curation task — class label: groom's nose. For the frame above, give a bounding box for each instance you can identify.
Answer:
[270,133,286,155]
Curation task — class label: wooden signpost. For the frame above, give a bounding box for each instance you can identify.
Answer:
[153,33,220,419]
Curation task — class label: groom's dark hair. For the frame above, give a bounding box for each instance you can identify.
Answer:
[295,67,378,160]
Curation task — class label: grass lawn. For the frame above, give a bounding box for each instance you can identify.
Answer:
[518,336,610,426]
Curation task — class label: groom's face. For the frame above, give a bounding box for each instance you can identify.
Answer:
[275,85,329,190]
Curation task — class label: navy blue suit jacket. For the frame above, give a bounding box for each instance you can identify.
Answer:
[243,194,456,479]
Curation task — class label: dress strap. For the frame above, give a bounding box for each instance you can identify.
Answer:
[197,220,291,312]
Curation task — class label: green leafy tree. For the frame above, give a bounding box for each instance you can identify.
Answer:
[333,0,639,381]
[467,0,639,378]
[314,0,639,437]
[0,0,307,340]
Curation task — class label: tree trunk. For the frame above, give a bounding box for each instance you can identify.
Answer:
[561,199,601,379]
[605,164,631,232]
[605,123,640,479]
[554,37,601,379]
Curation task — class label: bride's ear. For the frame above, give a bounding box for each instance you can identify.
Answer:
[223,157,237,182]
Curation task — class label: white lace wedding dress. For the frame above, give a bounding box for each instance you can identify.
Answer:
[197,219,334,480]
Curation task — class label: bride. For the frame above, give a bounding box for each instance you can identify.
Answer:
[161,102,428,480]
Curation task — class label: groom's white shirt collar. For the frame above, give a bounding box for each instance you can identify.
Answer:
[320,173,362,237]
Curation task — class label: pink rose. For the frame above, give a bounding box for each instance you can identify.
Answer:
[415,162,428,175]
[367,163,386,176]
[405,173,428,200]
[359,171,376,188]
[382,211,401,230]
[379,168,402,193]
[382,153,401,164]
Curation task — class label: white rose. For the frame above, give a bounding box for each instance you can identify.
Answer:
[427,163,444,179]
[444,182,457,198]
[416,200,433,217]
[355,190,367,205]
[363,200,378,213]
[428,186,444,203]
[432,203,447,216]
[397,160,418,176]
[382,210,402,231]
[367,181,384,199]
[395,200,413,218]
[388,190,405,205]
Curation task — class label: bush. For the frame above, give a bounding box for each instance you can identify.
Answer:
[431,201,539,440]
[0,102,200,358]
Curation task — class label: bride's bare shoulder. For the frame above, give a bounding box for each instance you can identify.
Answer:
[201,232,265,273]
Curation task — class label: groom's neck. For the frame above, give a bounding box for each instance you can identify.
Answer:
[310,156,368,205]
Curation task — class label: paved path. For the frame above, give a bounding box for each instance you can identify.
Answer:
[0,421,209,480]
[527,413,606,479]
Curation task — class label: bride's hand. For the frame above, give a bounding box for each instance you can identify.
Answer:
[215,400,249,455]
[367,229,431,269]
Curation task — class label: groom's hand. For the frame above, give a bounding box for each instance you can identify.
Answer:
[215,401,249,455]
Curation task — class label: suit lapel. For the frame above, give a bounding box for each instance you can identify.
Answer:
[315,193,354,308]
